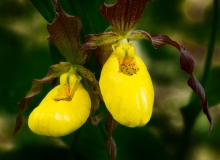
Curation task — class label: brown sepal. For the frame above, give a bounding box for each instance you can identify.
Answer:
[47,0,89,65]
[76,65,103,103]
[81,78,100,115]
[94,43,114,68]
[128,30,213,134]
[84,32,121,49]
[100,0,151,36]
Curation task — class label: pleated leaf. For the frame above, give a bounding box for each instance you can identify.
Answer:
[30,0,55,23]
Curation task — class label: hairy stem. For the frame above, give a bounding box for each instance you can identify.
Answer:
[105,112,118,160]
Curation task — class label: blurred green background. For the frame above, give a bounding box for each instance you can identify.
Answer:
[0,0,220,160]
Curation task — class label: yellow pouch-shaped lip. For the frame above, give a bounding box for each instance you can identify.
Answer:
[28,80,91,137]
[100,42,154,127]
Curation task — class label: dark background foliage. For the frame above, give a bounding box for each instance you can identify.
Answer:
[0,0,220,160]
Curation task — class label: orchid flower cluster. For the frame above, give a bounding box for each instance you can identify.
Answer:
[14,0,213,158]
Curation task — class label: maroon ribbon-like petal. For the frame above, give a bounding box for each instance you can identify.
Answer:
[128,30,213,134]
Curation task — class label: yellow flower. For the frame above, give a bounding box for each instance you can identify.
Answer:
[28,67,91,137]
[99,41,154,127]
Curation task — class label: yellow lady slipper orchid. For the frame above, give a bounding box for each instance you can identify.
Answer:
[28,68,91,137]
[99,41,154,127]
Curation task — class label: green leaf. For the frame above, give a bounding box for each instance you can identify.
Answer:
[74,123,109,160]
[30,0,55,23]
[14,62,71,134]
[59,0,109,37]
[47,0,90,65]
[49,43,66,64]
[204,66,220,107]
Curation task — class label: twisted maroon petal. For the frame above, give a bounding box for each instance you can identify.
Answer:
[128,30,213,134]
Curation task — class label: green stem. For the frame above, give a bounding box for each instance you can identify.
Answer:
[175,0,219,159]
[98,114,109,140]
[201,0,219,86]
[68,127,82,160]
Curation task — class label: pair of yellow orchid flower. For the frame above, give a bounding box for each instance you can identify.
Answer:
[25,0,212,138]
[28,40,154,137]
